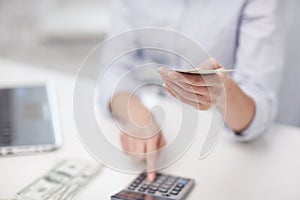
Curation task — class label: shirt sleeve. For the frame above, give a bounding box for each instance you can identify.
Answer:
[98,0,141,115]
[231,0,286,141]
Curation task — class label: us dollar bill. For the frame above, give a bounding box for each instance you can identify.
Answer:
[17,159,102,200]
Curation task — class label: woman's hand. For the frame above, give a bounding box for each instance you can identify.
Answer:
[158,58,255,133]
[111,93,166,181]
[158,58,229,111]
[120,128,165,181]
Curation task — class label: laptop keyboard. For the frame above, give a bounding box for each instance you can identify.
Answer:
[0,89,12,145]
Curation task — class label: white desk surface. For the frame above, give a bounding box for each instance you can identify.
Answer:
[0,59,300,200]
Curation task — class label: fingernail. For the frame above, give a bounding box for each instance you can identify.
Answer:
[147,173,156,182]
[157,67,168,75]
[162,84,169,91]
[163,84,172,94]
[167,71,178,79]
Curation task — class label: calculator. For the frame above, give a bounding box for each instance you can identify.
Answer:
[111,172,194,200]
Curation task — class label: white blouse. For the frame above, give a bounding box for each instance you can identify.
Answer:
[99,0,285,141]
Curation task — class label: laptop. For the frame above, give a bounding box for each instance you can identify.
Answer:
[0,84,61,155]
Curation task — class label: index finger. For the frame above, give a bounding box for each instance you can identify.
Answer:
[146,139,158,182]
[166,71,220,87]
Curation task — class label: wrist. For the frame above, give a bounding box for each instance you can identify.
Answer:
[216,75,256,132]
[121,106,161,138]
[111,93,151,126]
[216,74,235,111]
[128,105,153,127]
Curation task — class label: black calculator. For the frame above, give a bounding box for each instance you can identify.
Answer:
[111,172,194,200]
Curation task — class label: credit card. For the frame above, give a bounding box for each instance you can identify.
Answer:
[175,68,235,75]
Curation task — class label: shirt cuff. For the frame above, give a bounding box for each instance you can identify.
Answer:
[229,84,275,142]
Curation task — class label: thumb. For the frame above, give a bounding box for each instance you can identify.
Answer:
[196,57,222,70]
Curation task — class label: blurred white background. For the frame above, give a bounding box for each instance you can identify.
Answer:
[0,0,299,126]
[0,0,111,75]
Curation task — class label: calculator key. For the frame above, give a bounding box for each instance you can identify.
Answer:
[176,183,185,188]
[167,176,177,181]
[159,188,168,193]
[178,179,188,185]
[161,185,170,190]
[128,186,135,190]
[151,182,160,187]
[141,184,149,189]
[130,183,138,187]
[157,180,165,184]
[138,188,146,192]
[165,180,174,185]
[147,190,156,194]
[150,187,158,191]
[158,176,167,180]
[170,190,179,195]
[172,187,181,191]
[164,184,173,189]
[165,182,175,186]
